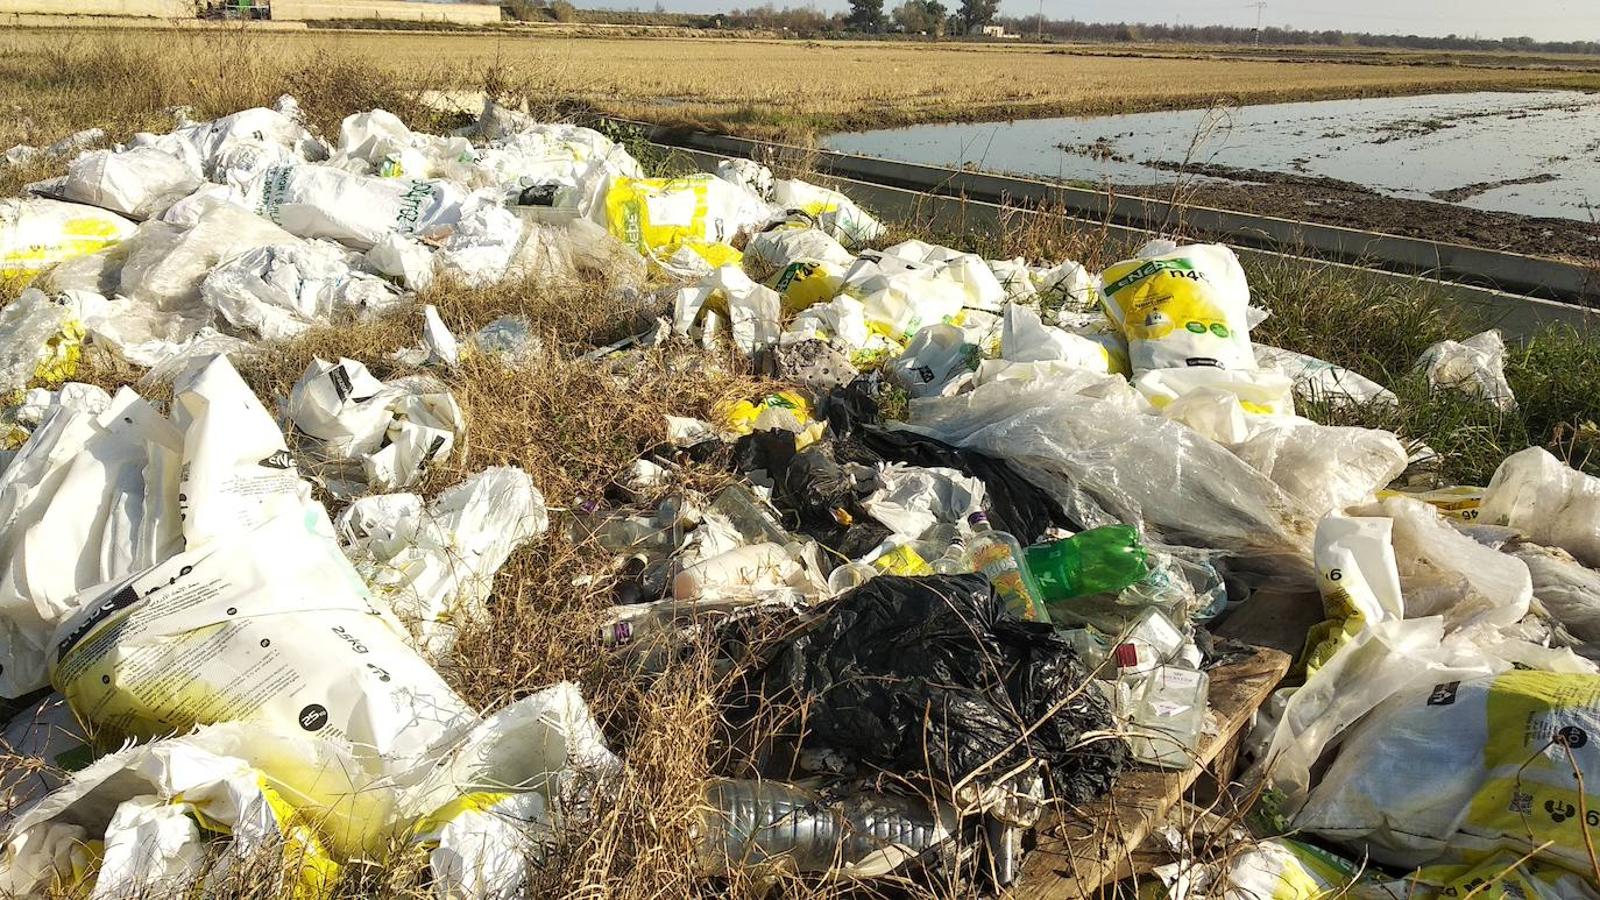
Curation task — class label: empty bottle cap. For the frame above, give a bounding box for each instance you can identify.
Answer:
[967,512,989,526]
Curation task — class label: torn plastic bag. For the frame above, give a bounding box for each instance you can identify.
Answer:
[1415,329,1516,412]
[0,722,381,898]
[999,303,1111,372]
[365,232,436,291]
[744,226,853,277]
[0,387,182,698]
[1254,344,1397,408]
[391,305,461,368]
[862,463,986,542]
[770,179,884,247]
[893,240,1007,309]
[62,148,203,220]
[673,266,781,354]
[1134,367,1295,420]
[170,354,311,547]
[332,109,476,183]
[520,218,646,290]
[405,682,623,900]
[732,430,889,559]
[12,382,112,430]
[289,358,463,491]
[1099,243,1256,374]
[1355,496,1531,632]
[241,164,469,250]
[715,158,775,200]
[1303,515,1405,674]
[116,203,299,309]
[905,380,1317,583]
[137,102,324,183]
[436,199,525,286]
[1152,837,1359,900]
[731,574,1123,808]
[201,241,400,341]
[841,251,975,343]
[49,501,477,764]
[840,433,1075,545]
[697,778,957,879]
[336,467,549,657]
[1295,669,1600,874]
[885,324,979,399]
[1506,540,1600,644]
[781,295,872,351]
[0,198,137,283]
[1035,258,1098,309]
[0,288,86,393]
[1356,853,1600,900]
[1481,446,1600,568]
[1229,417,1408,521]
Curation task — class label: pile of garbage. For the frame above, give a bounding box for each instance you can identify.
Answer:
[0,94,1597,900]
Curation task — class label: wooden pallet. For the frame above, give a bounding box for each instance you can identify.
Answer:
[1009,644,1292,899]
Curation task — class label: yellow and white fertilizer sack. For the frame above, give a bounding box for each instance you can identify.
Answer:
[1296,670,1600,876]
[0,198,137,283]
[602,173,768,260]
[1100,243,1256,375]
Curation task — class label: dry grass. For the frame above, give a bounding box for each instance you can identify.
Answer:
[4,26,1600,151]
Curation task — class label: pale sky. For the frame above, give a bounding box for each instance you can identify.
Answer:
[597,0,1600,42]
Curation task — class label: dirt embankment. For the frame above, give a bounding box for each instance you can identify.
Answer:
[1128,165,1600,264]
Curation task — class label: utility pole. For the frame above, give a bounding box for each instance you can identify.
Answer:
[1247,1,1266,45]
[1036,0,1043,41]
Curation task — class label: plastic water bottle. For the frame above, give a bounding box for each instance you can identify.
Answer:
[698,778,951,875]
[931,538,969,574]
[961,512,1050,623]
[1022,525,1147,603]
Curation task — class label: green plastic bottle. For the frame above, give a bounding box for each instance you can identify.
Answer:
[1022,526,1148,603]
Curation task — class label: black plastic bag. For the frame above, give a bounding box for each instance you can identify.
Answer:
[734,575,1124,804]
[731,430,890,558]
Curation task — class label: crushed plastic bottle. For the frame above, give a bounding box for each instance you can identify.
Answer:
[961,512,1050,623]
[1023,525,1147,603]
[697,778,953,877]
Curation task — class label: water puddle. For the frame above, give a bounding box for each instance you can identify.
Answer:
[821,91,1600,222]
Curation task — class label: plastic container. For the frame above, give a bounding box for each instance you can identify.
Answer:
[1122,664,1209,770]
[673,542,792,600]
[961,512,1050,623]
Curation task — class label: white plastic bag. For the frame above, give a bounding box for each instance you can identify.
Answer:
[0,198,137,282]
[1255,344,1397,408]
[771,179,884,247]
[841,251,970,343]
[1481,446,1600,568]
[201,241,399,341]
[1415,329,1516,412]
[337,467,549,657]
[170,354,311,547]
[1296,670,1600,873]
[862,464,985,541]
[716,158,774,201]
[436,199,526,286]
[1229,418,1407,521]
[672,266,781,354]
[289,358,464,491]
[0,387,182,697]
[242,164,468,250]
[117,203,299,309]
[50,502,477,763]
[885,324,979,399]
[62,148,202,220]
[999,303,1110,372]
[0,288,83,394]
[365,232,437,290]
[1099,243,1256,374]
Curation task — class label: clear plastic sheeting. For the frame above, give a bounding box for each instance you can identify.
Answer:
[1255,344,1398,408]
[1481,446,1600,568]
[905,379,1317,582]
[201,241,400,341]
[336,466,549,657]
[1415,329,1517,412]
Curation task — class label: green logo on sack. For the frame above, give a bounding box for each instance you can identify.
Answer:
[1102,257,1196,297]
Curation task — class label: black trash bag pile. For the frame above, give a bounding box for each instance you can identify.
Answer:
[731,430,892,559]
[731,574,1124,805]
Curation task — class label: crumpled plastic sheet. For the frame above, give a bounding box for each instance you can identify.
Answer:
[904,379,1318,586]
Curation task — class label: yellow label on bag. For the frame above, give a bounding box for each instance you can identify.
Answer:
[1465,672,1600,865]
[1378,486,1485,522]
[604,174,724,253]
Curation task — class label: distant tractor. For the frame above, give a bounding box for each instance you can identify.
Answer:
[203,0,270,18]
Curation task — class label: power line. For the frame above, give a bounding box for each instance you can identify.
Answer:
[1245,1,1266,44]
